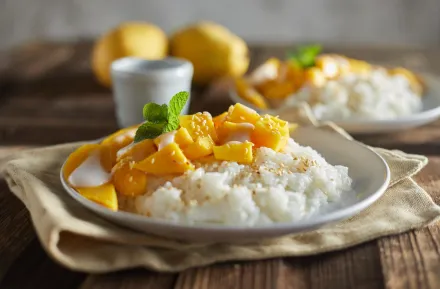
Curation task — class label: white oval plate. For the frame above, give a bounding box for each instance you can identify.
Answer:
[61,127,390,242]
[230,73,440,134]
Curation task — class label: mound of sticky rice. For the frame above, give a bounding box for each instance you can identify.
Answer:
[126,138,352,226]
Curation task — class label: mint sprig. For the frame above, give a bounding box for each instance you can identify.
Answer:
[287,44,322,68]
[134,91,189,142]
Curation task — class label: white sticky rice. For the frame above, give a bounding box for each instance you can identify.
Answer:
[122,138,352,226]
[288,68,422,121]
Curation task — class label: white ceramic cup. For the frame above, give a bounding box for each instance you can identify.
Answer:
[111,57,194,128]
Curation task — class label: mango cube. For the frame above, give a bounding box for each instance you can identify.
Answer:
[134,143,194,175]
[258,80,295,99]
[179,112,218,142]
[76,183,118,211]
[63,144,102,179]
[347,59,371,75]
[227,103,260,124]
[248,58,280,84]
[117,139,157,162]
[101,126,138,167]
[286,62,305,90]
[251,115,289,152]
[235,78,268,109]
[154,127,193,149]
[217,121,254,144]
[213,112,228,129]
[112,161,148,196]
[213,141,254,164]
[183,136,214,160]
[305,67,326,87]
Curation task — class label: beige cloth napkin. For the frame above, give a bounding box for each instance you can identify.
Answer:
[2,126,440,273]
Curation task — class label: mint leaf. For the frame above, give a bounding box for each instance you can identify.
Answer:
[143,103,168,123]
[134,91,190,141]
[134,122,165,142]
[168,91,189,117]
[163,115,180,132]
[287,44,322,68]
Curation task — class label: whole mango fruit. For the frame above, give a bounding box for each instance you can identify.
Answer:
[170,21,249,85]
[92,22,168,87]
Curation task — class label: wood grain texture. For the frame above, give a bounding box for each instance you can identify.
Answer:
[79,270,176,289]
[1,42,440,289]
[378,157,440,289]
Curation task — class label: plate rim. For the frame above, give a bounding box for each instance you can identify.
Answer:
[60,127,391,233]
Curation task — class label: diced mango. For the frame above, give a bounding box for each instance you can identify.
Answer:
[213,112,228,130]
[179,112,218,142]
[63,144,101,180]
[99,144,114,172]
[101,125,141,166]
[347,58,371,75]
[154,127,193,150]
[389,67,423,95]
[112,161,148,196]
[305,67,326,87]
[134,143,194,175]
[226,103,260,124]
[286,61,306,90]
[235,78,268,109]
[251,115,289,152]
[194,155,217,164]
[247,58,280,85]
[76,183,118,211]
[213,141,254,164]
[101,125,138,145]
[315,55,340,78]
[117,139,157,162]
[183,136,214,160]
[258,80,295,99]
[217,121,254,144]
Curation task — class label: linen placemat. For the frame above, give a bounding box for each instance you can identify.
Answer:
[1,124,440,272]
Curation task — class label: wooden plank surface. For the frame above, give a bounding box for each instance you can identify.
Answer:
[0,41,440,289]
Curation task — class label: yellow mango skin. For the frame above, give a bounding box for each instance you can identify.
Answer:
[183,136,214,160]
[227,103,260,124]
[117,139,157,162]
[170,21,249,85]
[153,127,194,149]
[235,78,268,109]
[251,115,289,152]
[92,22,168,87]
[213,141,254,164]
[179,112,218,142]
[134,143,195,175]
[63,144,101,180]
[112,161,148,196]
[76,183,118,211]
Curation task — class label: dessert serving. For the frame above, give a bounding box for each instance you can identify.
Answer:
[63,92,353,226]
[234,45,424,121]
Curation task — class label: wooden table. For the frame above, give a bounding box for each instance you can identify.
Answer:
[1,42,440,289]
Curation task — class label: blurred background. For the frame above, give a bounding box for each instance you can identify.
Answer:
[2,0,440,50]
